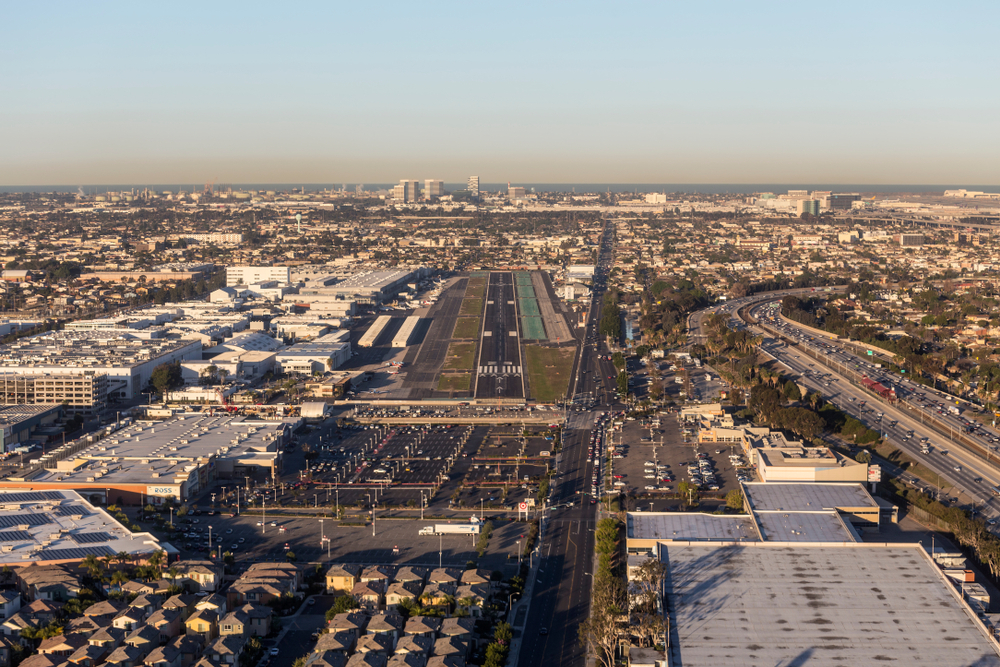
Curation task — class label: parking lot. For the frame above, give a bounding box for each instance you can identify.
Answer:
[174,511,527,573]
[605,412,750,499]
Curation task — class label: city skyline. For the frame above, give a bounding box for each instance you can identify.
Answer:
[3,1,998,185]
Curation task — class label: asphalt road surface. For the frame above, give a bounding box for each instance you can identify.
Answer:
[518,221,615,667]
[475,272,524,399]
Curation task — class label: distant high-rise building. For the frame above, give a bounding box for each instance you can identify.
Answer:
[424,179,444,199]
[467,176,480,198]
[829,193,861,210]
[392,179,420,203]
[508,186,526,199]
[796,199,820,216]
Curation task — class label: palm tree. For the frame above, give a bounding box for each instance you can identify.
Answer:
[82,554,102,578]
[167,567,180,588]
[148,550,165,571]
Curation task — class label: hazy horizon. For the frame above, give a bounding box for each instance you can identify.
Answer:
[3,1,998,185]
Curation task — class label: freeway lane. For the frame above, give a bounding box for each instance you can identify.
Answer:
[749,312,1000,522]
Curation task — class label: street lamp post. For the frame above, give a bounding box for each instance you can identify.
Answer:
[208,525,213,558]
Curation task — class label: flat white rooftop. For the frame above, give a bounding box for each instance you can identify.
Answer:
[627,513,759,542]
[0,489,161,564]
[662,543,1000,667]
[755,510,858,542]
[744,482,877,511]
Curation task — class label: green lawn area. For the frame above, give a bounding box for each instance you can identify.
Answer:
[442,342,476,370]
[437,373,472,393]
[460,298,483,316]
[452,317,481,339]
[465,281,485,299]
[524,345,575,403]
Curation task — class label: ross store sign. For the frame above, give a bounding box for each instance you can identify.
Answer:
[147,485,181,497]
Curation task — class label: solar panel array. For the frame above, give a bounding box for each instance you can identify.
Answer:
[51,505,89,517]
[37,546,115,561]
[0,514,50,528]
[0,531,33,542]
[69,532,113,544]
[0,492,63,503]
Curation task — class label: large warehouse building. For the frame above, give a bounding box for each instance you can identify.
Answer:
[1,414,297,505]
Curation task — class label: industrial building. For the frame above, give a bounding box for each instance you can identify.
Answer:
[226,265,292,287]
[391,316,423,348]
[358,316,391,348]
[647,542,1000,667]
[0,405,64,453]
[2,414,296,505]
[275,330,352,374]
[0,373,109,417]
[0,330,202,401]
[0,489,163,566]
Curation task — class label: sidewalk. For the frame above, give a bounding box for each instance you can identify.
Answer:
[507,513,546,667]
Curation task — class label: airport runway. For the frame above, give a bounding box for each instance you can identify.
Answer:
[475,272,525,399]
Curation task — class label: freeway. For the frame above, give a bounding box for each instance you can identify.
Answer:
[739,300,1000,523]
[516,221,616,667]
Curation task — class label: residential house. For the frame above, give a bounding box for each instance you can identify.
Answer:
[327,613,368,636]
[193,595,227,618]
[37,634,88,658]
[205,635,246,666]
[16,565,82,602]
[458,569,491,590]
[87,627,126,652]
[124,625,161,655]
[17,655,58,667]
[128,595,164,618]
[1,612,38,638]
[83,600,123,625]
[0,593,21,621]
[425,569,460,586]
[355,634,393,657]
[183,609,218,642]
[315,630,357,656]
[166,635,204,667]
[403,617,440,639]
[112,608,146,633]
[345,653,386,667]
[305,651,347,667]
[65,616,106,637]
[438,618,473,645]
[325,564,361,595]
[351,581,383,611]
[219,609,249,638]
[144,644,183,667]
[104,643,147,667]
[391,568,426,586]
[418,583,455,610]
[169,562,222,593]
[365,614,403,646]
[66,642,107,667]
[431,638,468,661]
[227,582,284,608]
[384,582,422,609]
[360,566,395,588]
[425,656,464,667]
[146,608,184,643]
[386,655,425,667]
[236,604,271,637]
[392,635,431,658]
[453,584,489,618]
[162,595,197,621]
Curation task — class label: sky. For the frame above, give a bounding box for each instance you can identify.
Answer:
[2,1,999,186]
